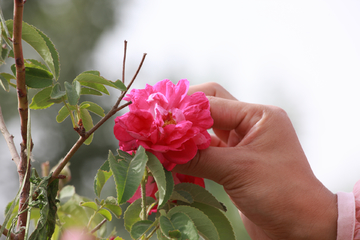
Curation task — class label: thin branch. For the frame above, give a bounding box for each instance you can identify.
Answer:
[87,101,132,137]
[13,0,28,148]
[0,224,16,240]
[50,136,85,180]
[13,0,31,239]
[122,40,127,83]
[0,105,20,167]
[113,53,147,108]
[90,219,107,234]
[50,51,147,181]
[115,100,132,112]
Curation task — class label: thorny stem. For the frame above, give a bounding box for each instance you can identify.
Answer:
[13,0,31,239]
[50,52,147,181]
[0,105,20,166]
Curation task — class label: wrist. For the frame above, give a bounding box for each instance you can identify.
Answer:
[291,184,337,240]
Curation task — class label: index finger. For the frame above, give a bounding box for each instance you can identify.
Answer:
[208,97,263,141]
[188,82,238,100]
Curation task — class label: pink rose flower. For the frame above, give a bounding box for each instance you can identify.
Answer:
[114,79,213,170]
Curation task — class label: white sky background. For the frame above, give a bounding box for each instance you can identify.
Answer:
[93,0,360,192]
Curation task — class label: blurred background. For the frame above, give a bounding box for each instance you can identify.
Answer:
[1,0,360,239]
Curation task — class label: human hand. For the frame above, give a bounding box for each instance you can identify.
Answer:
[174,82,337,240]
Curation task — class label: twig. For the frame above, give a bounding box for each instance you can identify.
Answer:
[0,224,16,240]
[114,53,147,108]
[13,0,31,239]
[0,105,20,167]
[122,40,127,83]
[50,52,147,181]
[41,161,50,177]
[88,101,132,137]
[90,219,107,234]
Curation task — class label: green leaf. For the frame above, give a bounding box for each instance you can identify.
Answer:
[75,72,123,90]
[159,216,178,239]
[168,206,219,240]
[0,74,9,91]
[0,73,14,92]
[98,208,112,221]
[56,105,75,123]
[190,202,235,240]
[80,201,98,211]
[65,81,80,106]
[28,176,59,240]
[1,198,18,235]
[112,79,127,91]
[113,237,124,240]
[103,196,122,219]
[79,82,109,95]
[10,64,16,76]
[164,170,174,205]
[29,86,54,109]
[156,228,171,240]
[0,21,10,64]
[47,97,66,104]
[0,19,10,65]
[130,220,153,239]
[80,108,94,145]
[83,70,100,76]
[174,183,226,211]
[109,147,148,204]
[80,101,105,117]
[25,67,53,88]
[57,193,94,228]
[146,152,173,209]
[0,10,11,41]
[34,27,60,80]
[94,159,112,197]
[169,230,182,239]
[160,212,198,240]
[50,83,66,99]
[172,190,193,204]
[80,87,102,96]
[59,185,75,202]
[123,197,156,232]
[0,47,9,65]
[4,199,17,216]
[25,59,49,71]
[6,20,60,80]
[170,191,191,204]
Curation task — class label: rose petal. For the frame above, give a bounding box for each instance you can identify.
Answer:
[162,139,198,166]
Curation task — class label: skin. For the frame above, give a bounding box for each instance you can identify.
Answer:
[174,82,337,240]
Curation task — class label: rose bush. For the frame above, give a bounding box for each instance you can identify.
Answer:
[114,79,213,170]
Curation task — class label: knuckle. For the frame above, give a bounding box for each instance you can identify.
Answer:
[266,105,289,119]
